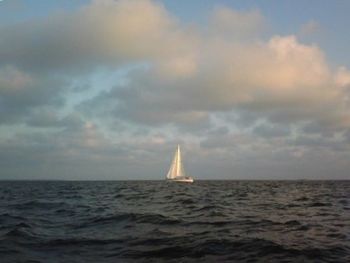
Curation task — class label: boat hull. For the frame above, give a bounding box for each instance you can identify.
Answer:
[167,177,194,183]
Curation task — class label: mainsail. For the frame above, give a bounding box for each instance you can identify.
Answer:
[166,145,185,179]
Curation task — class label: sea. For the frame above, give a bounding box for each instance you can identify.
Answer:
[0,180,349,262]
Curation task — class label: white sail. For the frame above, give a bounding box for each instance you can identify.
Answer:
[166,145,193,183]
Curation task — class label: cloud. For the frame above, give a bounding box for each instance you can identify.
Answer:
[209,6,265,39]
[0,0,196,73]
[0,119,183,179]
[0,66,65,124]
[299,20,321,37]
[25,110,84,129]
[0,0,350,179]
[82,33,349,134]
[253,123,290,138]
[1,0,348,130]
[0,0,197,125]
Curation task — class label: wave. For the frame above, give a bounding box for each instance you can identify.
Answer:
[2,226,40,244]
[8,200,67,210]
[43,237,125,247]
[309,202,332,207]
[0,213,27,223]
[0,180,349,262]
[75,212,182,229]
[114,237,350,261]
[186,218,301,228]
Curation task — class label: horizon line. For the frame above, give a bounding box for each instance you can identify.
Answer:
[0,179,349,182]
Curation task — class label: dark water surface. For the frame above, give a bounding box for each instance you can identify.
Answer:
[0,180,349,262]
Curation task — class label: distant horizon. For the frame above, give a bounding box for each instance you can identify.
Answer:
[1,178,349,182]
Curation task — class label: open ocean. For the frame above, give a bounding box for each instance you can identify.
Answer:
[0,180,349,262]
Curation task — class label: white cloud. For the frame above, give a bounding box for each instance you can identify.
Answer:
[0,0,197,73]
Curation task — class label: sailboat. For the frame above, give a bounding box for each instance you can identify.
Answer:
[166,145,194,183]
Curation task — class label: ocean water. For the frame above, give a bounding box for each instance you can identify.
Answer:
[0,180,349,263]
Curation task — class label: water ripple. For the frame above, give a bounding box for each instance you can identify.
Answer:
[0,180,349,262]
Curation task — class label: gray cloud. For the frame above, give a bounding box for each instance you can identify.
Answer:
[0,0,195,74]
[0,66,65,124]
[2,0,349,129]
[253,123,291,138]
[293,134,349,152]
[25,110,84,129]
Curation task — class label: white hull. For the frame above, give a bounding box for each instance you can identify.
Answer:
[167,177,194,183]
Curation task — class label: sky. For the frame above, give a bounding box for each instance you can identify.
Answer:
[1,0,350,180]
